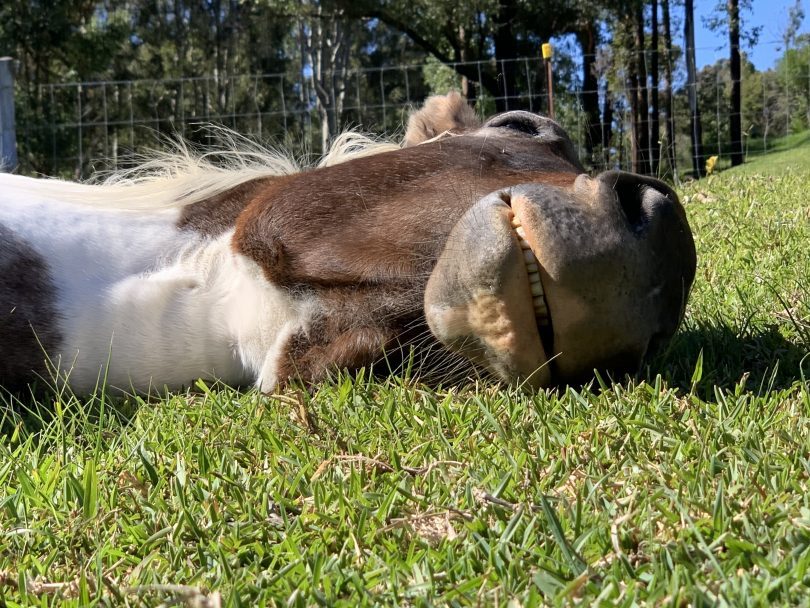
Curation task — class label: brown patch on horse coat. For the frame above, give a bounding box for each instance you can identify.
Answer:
[275,284,416,383]
[232,133,578,290]
[177,178,270,236]
[0,224,61,391]
[275,283,470,384]
[403,92,482,146]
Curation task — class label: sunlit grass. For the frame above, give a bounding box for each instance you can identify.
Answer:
[1,144,809,606]
[740,130,810,175]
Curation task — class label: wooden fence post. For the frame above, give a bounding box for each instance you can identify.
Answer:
[0,57,18,172]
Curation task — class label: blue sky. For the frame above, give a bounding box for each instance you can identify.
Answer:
[694,0,810,69]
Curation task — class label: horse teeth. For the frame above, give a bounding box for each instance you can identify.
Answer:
[535,311,549,323]
[512,221,550,331]
[535,307,549,322]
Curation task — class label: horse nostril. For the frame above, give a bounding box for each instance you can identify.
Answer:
[612,180,648,231]
[498,191,513,206]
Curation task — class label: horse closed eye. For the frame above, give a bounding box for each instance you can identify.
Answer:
[501,119,537,135]
[491,116,540,136]
[483,111,549,137]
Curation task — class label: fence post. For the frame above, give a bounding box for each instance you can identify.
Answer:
[0,57,17,172]
[542,43,554,119]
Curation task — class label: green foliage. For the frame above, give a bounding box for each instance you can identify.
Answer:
[777,34,810,134]
[422,57,462,97]
[676,51,809,169]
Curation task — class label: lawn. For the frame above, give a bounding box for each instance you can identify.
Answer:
[1,139,809,606]
[738,131,810,175]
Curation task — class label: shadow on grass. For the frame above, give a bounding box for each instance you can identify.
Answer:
[3,322,806,437]
[0,383,145,438]
[652,322,809,394]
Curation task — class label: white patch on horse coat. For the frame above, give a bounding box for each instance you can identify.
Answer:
[6,131,401,213]
[0,173,309,393]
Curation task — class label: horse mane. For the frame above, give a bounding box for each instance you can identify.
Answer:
[34,127,402,211]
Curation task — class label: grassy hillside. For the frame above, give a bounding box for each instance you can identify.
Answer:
[736,131,810,175]
[1,142,809,606]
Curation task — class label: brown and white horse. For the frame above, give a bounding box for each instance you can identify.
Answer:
[0,93,696,394]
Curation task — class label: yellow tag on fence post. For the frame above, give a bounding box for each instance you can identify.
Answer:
[542,43,554,118]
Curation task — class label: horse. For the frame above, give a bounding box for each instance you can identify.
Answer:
[0,93,696,394]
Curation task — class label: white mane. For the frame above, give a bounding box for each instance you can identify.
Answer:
[30,128,402,211]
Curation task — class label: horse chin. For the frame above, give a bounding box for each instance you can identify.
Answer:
[424,190,552,389]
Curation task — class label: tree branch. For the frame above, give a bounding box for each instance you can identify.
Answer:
[336,2,501,97]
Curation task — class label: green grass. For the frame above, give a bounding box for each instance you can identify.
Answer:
[2,144,810,606]
[738,131,810,175]
[704,130,810,176]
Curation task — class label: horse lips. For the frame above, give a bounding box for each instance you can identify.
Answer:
[424,189,551,388]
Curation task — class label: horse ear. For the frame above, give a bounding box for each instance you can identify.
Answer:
[403,92,481,147]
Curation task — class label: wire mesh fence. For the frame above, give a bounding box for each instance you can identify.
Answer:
[13,47,810,179]
[16,57,551,177]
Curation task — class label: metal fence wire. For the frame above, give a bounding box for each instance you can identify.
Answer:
[14,47,810,179]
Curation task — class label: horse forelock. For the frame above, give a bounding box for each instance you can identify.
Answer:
[30,128,402,211]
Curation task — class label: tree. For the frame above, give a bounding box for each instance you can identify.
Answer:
[616,3,652,176]
[0,0,132,175]
[661,0,677,177]
[704,0,761,166]
[296,1,357,150]
[593,47,615,169]
[572,3,608,165]
[684,0,704,177]
[600,1,654,176]
[575,22,601,160]
[778,34,810,132]
[696,59,730,157]
[337,0,581,112]
[783,0,806,49]
[632,4,651,175]
[780,0,806,132]
[728,0,743,165]
[650,0,660,175]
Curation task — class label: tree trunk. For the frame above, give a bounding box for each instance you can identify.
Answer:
[577,23,601,164]
[684,0,705,177]
[728,0,743,166]
[650,0,660,175]
[492,0,519,111]
[602,84,614,168]
[458,25,473,102]
[301,2,352,152]
[632,7,651,175]
[763,110,770,150]
[662,0,677,177]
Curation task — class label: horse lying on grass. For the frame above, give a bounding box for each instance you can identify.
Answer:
[0,93,696,394]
